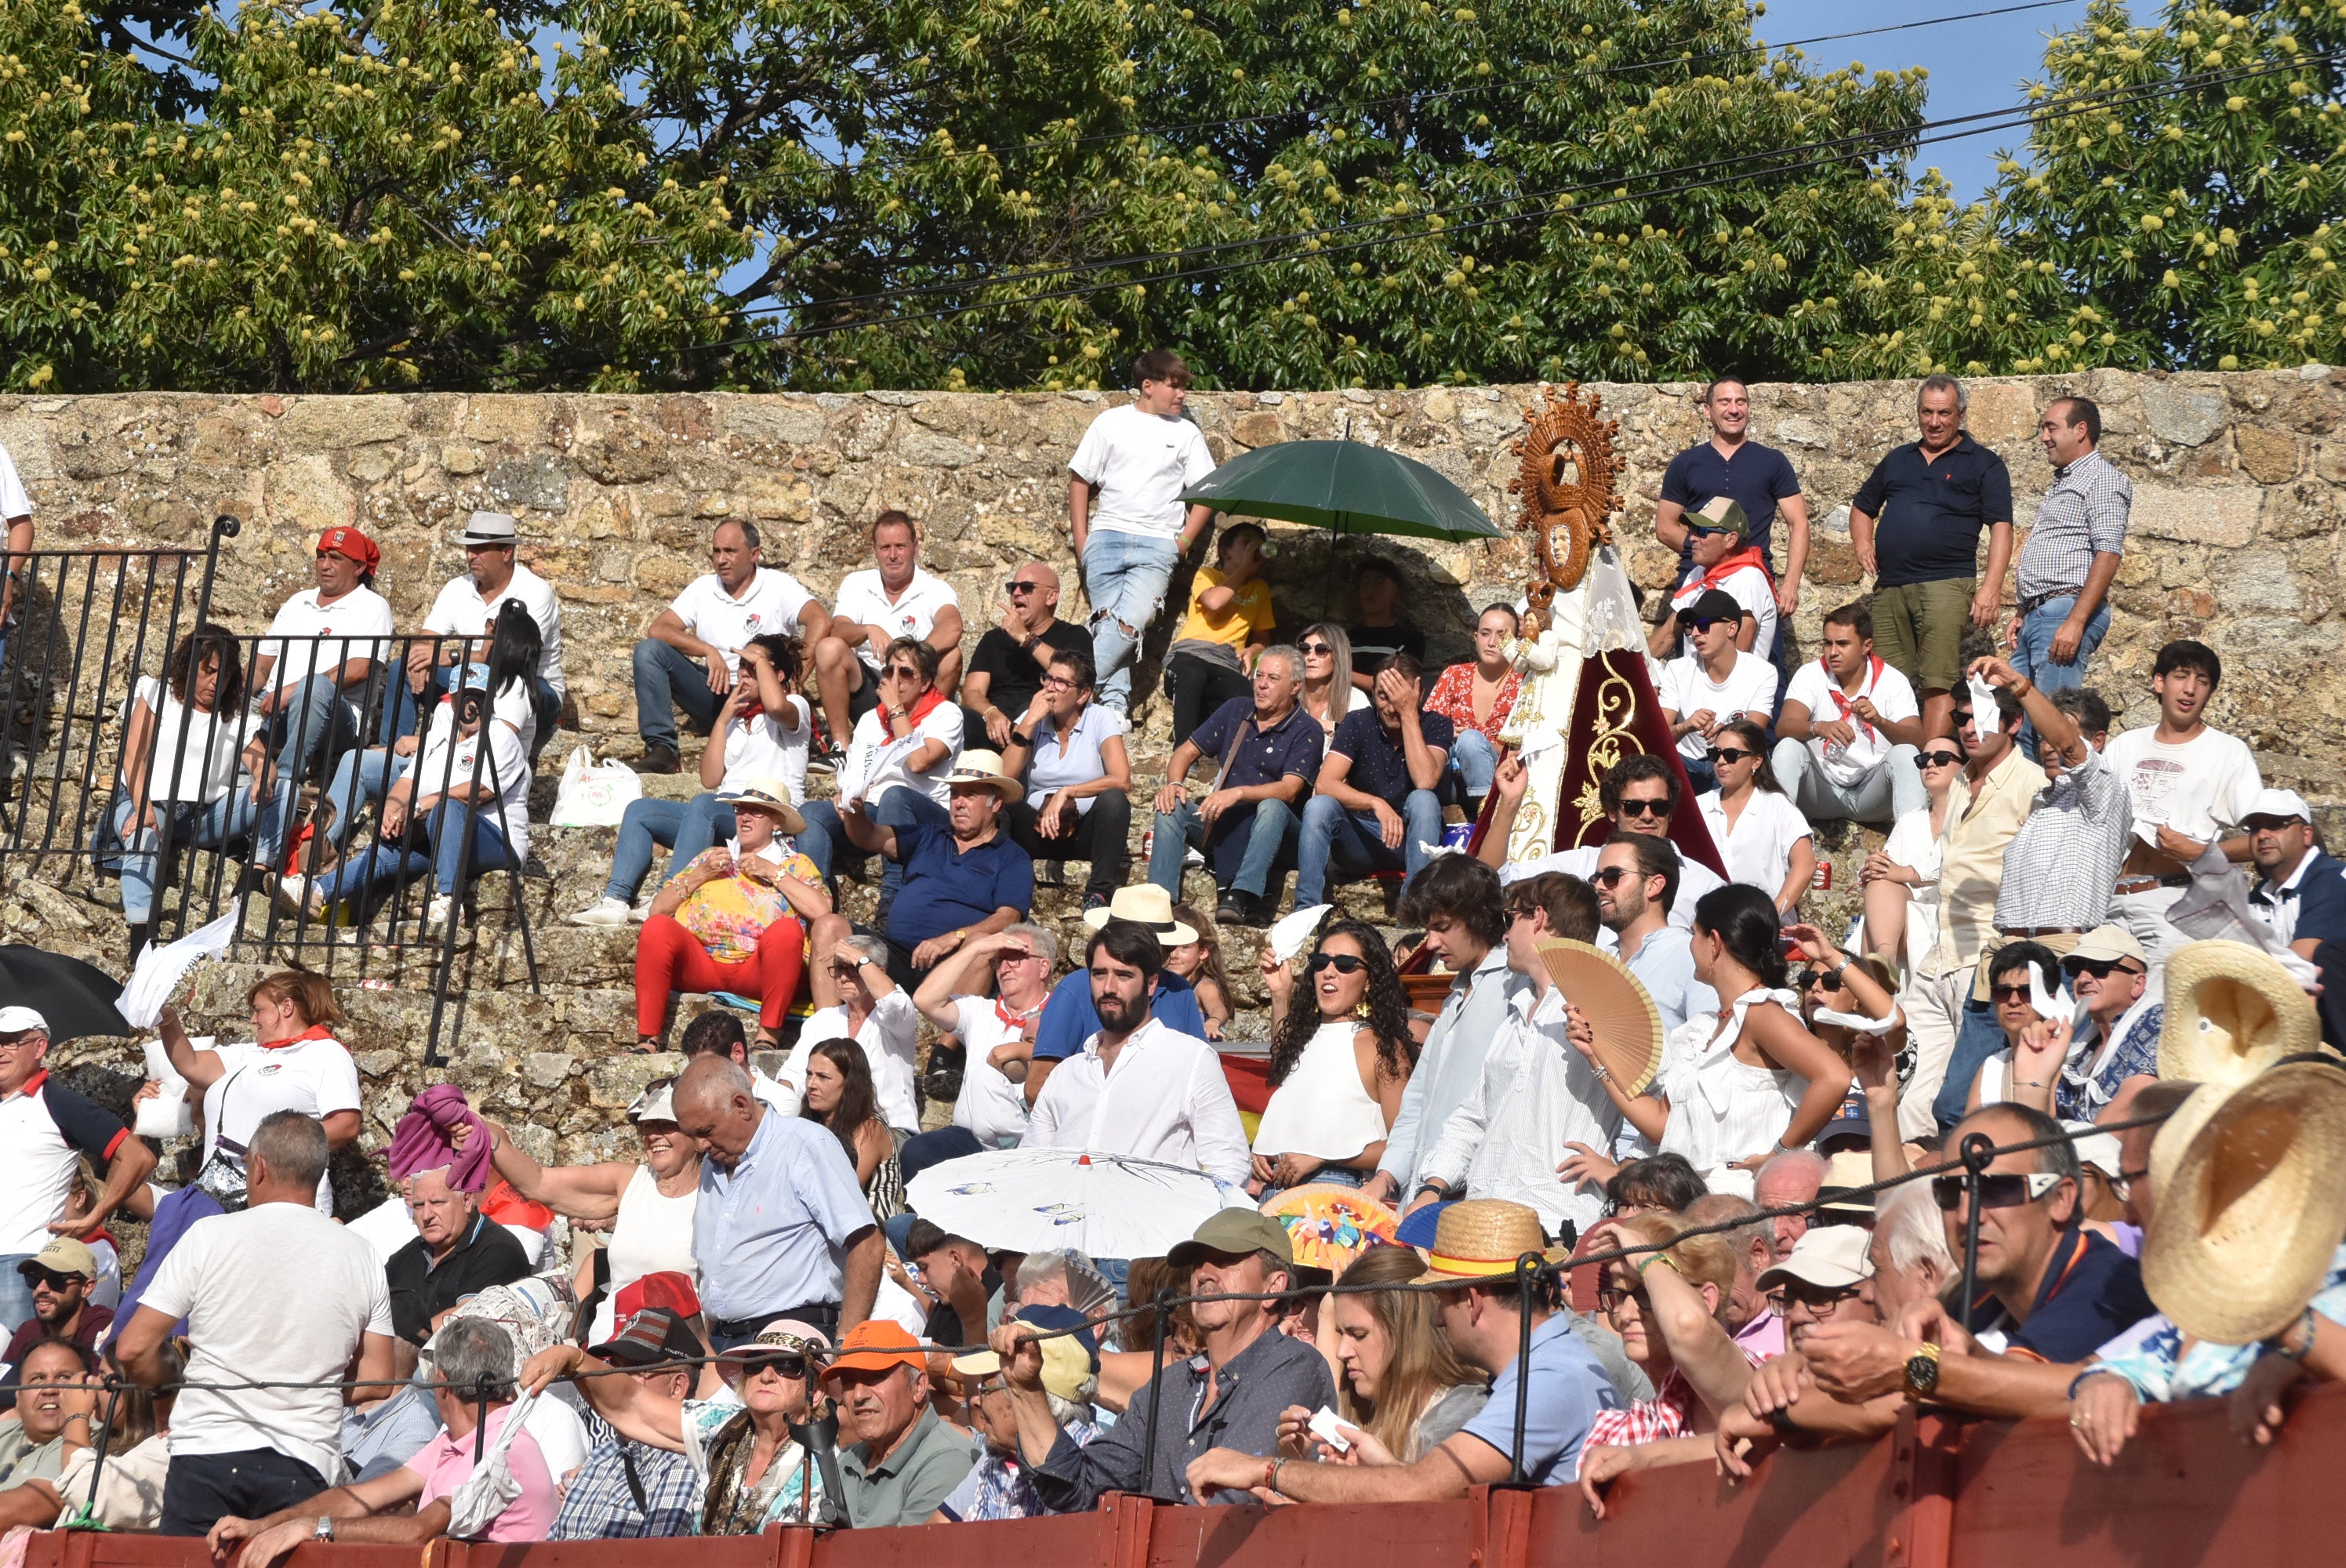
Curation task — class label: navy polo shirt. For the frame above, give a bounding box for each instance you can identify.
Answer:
[1190,698,1324,793]
[2250,850,2346,947]
[1328,706,1454,809]
[1851,434,2014,586]
[1661,440,1802,572]
[1967,1227,2154,1364]
[885,823,1034,948]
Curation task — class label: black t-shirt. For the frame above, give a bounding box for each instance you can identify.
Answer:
[1346,619,1427,678]
[1851,434,2014,587]
[384,1213,533,1345]
[967,621,1093,719]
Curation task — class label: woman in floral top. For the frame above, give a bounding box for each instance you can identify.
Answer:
[1423,605,1523,812]
[634,779,830,1052]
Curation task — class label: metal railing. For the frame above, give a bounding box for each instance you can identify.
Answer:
[0,519,542,1062]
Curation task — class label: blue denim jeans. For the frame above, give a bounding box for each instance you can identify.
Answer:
[605,792,736,903]
[0,1254,35,1338]
[633,638,725,750]
[318,800,515,904]
[1930,973,2007,1134]
[256,675,360,861]
[112,789,260,923]
[1083,532,1182,715]
[797,788,949,904]
[1295,791,1444,906]
[2012,594,2111,758]
[1449,729,1500,801]
[1147,795,1297,900]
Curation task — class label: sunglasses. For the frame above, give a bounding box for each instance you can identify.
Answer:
[1308,953,1367,975]
[1688,618,1736,634]
[1916,750,1964,768]
[735,1353,809,1378]
[1617,798,1671,818]
[1988,984,2036,1004]
[1594,1284,1640,1313]
[1709,747,1759,764]
[885,665,924,681]
[2061,956,2141,981]
[24,1269,82,1292]
[1004,579,1044,594]
[1800,967,1843,992]
[1769,1282,1865,1316]
[1300,641,1334,656]
[1948,711,1974,733]
[2244,816,2307,833]
[1590,866,1636,887]
[1930,1170,2064,1211]
[1686,524,1734,539]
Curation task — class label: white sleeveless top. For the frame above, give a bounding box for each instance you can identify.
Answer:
[1657,989,1807,1191]
[1252,1020,1392,1160]
[588,1163,701,1345]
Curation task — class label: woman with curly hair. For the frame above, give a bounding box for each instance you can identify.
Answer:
[1248,920,1415,1198]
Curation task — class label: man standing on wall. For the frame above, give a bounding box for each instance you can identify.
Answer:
[1655,376,1810,688]
[2011,396,2130,712]
[1067,350,1220,717]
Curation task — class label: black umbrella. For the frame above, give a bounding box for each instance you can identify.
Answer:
[0,946,131,1042]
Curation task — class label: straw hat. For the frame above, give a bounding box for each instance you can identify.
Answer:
[2155,940,2319,1088]
[714,776,806,836]
[1535,939,1664,1096]
[2141,1059,2346,1345]
[1411,1198,1567,1284]
[942,750,1023,800]
[1081,883,1199,946]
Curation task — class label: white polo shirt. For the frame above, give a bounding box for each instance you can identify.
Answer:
[422,563,566,695]
[1782,655,1919,785]
[0,1073,133,1255]
[256,586,395,694]
[947,996,1036,1150]
[666,568,819,673]
[1068,405,1218,543]
[832,568,961,673]
[1026,1017,1251,1187]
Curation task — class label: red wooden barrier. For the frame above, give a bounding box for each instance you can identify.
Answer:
[24,1385,2346,1568]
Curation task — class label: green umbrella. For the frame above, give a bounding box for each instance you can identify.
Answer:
[1180,439,1505,543]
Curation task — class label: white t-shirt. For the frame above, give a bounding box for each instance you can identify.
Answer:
[521,1396,590,1484]
[126,677,259,806]
[1658,652,1779,762]
[421,677,538,764]
[831,568,961,674]
[2102,724,2264,845]
[198,1036,362,1213]
[1782,655,1920,786]
[948,996,1034,1150]
[422,564,565,695]
[717,694,812,804]
[837,700,963,808]
[666,569,818,673]
[413,720,532,858]
[786,990,921,1134]
[256,586,396,694]
[1698,789,1815,900]
[1672,561,1778,662]
[0,442,29,523]
[143,1203,394,1483]
[1069,405,1218,543]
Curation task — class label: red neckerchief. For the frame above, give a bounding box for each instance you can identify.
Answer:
[995,996,1042,1033]
[258,1023,339,1051]
[903,688,949,726]
[1821,654,1890,741]
[1673,544,1770,612]
[78,1226,115,1249]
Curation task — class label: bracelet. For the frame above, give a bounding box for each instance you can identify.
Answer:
[2067,1367,2125,1400]
[1264,1457,1284,1493]
[2271,1305,2320,1362]
[1009,729,1033,748]
[1589,1060,1611,1083]
[1634,1252,1681,1281]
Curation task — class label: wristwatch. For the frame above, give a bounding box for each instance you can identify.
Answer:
[314,1516,336,1543]
[1903,1341,1941,1402]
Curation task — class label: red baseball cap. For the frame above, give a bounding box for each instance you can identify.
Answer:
[612,1271,702,1327]
[317,526,380,572]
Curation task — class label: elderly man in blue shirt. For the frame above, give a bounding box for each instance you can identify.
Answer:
[1145,646,1323,927]
[671,1055,883,1348]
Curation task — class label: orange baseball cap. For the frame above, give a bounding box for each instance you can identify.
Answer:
[816,1319,928,1381]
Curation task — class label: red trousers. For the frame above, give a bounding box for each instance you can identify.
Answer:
[634,914,805,1036]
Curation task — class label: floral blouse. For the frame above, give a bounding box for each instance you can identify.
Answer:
[2094,1241,2346,1403]
[666,842,819,964]
[1425,661,1521,743]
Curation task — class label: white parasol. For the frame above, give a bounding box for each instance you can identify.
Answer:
[905,1146,1251,1259]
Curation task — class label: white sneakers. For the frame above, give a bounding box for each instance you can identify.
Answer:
[569,896,649,927]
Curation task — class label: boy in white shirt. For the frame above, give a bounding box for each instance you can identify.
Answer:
[633,520,828,775]
[2101,638,2264,964]
[808,511,964,764]
[1771,602,1927,827]
[1649,496,1778,662]
[1066,350,1219,716]
[1658,588,1778,795]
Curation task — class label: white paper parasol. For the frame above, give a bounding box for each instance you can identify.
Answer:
[905,1146,1250,1258]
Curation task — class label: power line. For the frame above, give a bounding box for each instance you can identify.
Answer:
[680,46,2326,354]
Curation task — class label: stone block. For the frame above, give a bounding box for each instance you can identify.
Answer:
[1232,412,1284,448]
[723,401,827,447]
[2234,424,2301,485]
[898,431,976,468]
[277,397,412,450]
[2128,485,2261,547]
[2138,383,2228,448]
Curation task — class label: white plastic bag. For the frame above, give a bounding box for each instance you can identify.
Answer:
[549,746,641,828]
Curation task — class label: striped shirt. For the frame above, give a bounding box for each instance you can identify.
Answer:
[2017,449,2131,604]
[1992,745,2133,932]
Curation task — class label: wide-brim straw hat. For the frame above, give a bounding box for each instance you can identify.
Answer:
[2155,940,2319,1088]
[1536,938,1664,1097]
[714,777,806,836]
[1081,883,1199,946]
[1411,1198,1568,1284]
[2141,1058,2346,1345]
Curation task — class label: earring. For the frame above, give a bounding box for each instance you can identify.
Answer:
[1355,999,1371,1019]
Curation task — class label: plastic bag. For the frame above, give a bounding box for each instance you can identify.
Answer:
[549,745,641,827]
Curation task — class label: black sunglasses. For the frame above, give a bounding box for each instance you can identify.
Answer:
[1686,524,1732,539]
[1932,1171,2061,1210]
[1688,618,1736,633]
[1769,1282,1864,1316]
[1617,798,1671,818]
[1004,579,1043,594]
[1590,866,1636,887]
[1594,1285,1636,1313]
[885,664,924,680]
[1308,953,1367,975]
[737,1353,808,1378]
[2061,956,2141,981]
[1800,967,1843,992]
[1916,750,1964,768]
[1709,747,1759,764]
[1988,983,2035,1004]
[1948,711,1974,732]
[24,1269,81,1291]
[1300,641,1334,655]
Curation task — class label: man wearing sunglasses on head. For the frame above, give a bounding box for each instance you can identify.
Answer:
[1793,1102,2152,1423]
[1478,753,1726,931]
[961,562,1093,752]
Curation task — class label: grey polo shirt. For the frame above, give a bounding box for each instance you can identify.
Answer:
[839,1406,978,1528]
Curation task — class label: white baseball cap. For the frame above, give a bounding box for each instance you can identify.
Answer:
[2244,788,2314,826]
[0,1007,49,1036]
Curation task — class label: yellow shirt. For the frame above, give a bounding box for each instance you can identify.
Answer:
[1924,747,2049,979]
[1173,567,1275,651]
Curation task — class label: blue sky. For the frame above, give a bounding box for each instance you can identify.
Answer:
[1765,0,2094,200]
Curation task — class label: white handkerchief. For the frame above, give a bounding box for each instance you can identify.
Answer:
[118,912,238,1029]
[2027,964,2074,1025]
[1966,674,1999,748]
[1813,1005,1899,1036]
[1518,724,1564,759]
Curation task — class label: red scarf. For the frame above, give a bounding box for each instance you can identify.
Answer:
[259,1023,340,1051]
[1820,655,1890,741]
[995,996,1042,1033]
[895,687,949,733]
[1674,544,1770,608]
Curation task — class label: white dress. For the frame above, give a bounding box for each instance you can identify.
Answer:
[587,1163,701,1345]
[1252,1020,1391,1160]
[1880,808,1945,974]
[1656,989,1807,1198]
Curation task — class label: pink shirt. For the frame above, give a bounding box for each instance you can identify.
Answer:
[397,1406,557,1542]
[1734,1309,1787,1362]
